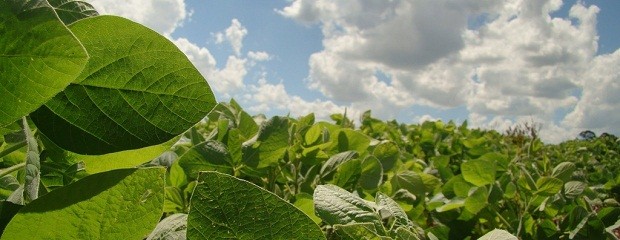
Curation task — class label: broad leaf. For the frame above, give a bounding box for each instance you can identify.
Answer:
[242,116,289,169]
[461,158,496,187]
[187,171,324,240]
[48,0,98,25]
[333,223,385,240]
[22,118,40,202]
[376,192,412,229]
[392,171,425,197]
[320,150,359,178]
[478,229,517,240]
[551,162,576,183]
[464,186,488,214]
[0,0,88,127]
[372,142,400,171]
[146,213,187,240]
[313,184,381,225]
[535,177,563,196]
[359,156,383,190]
[31,16,215,154]
[1,167,165,240]
[178,140,233,179]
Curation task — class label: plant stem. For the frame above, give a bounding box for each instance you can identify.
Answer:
[0,162,26,178]
[0,140,27,159]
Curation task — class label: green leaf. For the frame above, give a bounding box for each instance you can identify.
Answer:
[551,162,576,183]
[376,192,412,229]
[320,150,359,178]
[477,229,517,240]
[563,181,586,198]
[313,184,381,226]
[335,129,370,153]
[146,213,187,240]
[47,0,98,25]
[242,116,289,169]
[304,124,323,146]
[177,140,233,179]
[534,177,563,196]
[333,223,385,240]
[373,142,400,172]
[464,186,488,214]
[293,192,321,224]
[461,158,496,187]
[31,15,215,154]
[332,159,361,189]
[42,134,177,175]
[187,171,325,240]
[392,171,425,197]
[0,0,88,127]
[22,117,40,202]
[1,167,165,240]
[359,156,383,190]
[435,198,465,212]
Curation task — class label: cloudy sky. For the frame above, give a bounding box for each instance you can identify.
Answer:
[86,0,620,143]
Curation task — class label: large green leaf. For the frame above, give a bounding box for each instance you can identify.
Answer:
[375,192,413,229]
[48,0,98,25]
[359,156,383,190]
[41,134,177,175]
[177,140,234,179]
[187,171,324,240]
[534,177,563,196]
[243,116,290,169]
[461,158,496,187]
[313,184,381,226]
[31,15,215,154]
[0,0,88,127]
[1,167,165,240]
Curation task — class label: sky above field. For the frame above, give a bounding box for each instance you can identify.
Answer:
[86,0,620,143]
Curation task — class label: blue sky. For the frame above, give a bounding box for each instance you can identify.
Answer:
[89,0,619,143]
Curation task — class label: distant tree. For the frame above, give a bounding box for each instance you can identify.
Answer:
[579,130,596,140]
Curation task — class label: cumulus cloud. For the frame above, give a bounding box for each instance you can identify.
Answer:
[214,19,248,56]
[88,0,187,36]
[280,0,616,142]
[244,78,354,120]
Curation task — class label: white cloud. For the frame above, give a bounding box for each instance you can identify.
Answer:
[563,49,620,135]
[248,51,271,62]
[214,19,248,56]
[244,78,355,120]
[88,0,187,36]
[281,0,616,142]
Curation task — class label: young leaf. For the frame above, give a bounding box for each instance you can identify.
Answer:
[21,118,39,202]
[477,229,517,240]
[31,16,216,154]
[1,167,165,240]
[461,158,496,187]
[375,192,413,229]
[146,213,187,240]
[0,0,88,127]
[187,171,325,240]
[313,184,381,226]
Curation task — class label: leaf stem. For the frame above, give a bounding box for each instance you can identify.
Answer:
[0,162,26,178]
[0,140,27,159]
